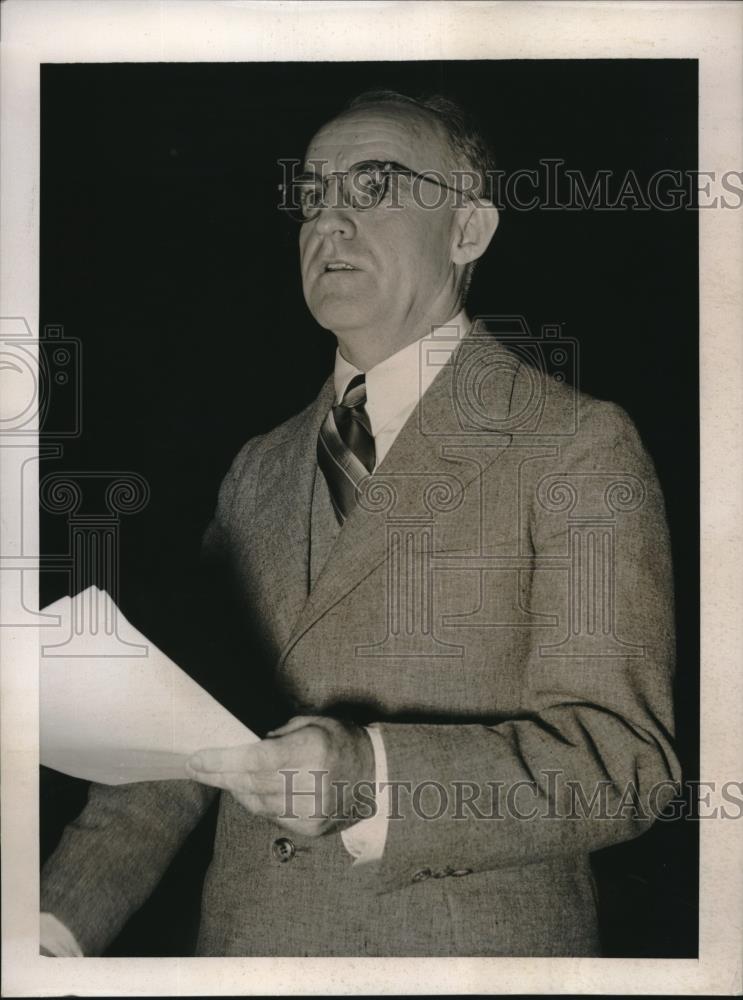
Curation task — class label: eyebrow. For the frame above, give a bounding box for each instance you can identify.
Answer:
[301,149,402,172]
[300,158,408,176]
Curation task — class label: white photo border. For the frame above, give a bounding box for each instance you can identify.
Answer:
[1,0,741,995]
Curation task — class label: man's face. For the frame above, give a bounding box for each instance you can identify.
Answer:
[298,105,461,359]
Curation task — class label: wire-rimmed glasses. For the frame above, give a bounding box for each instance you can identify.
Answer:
[278,159,471,223]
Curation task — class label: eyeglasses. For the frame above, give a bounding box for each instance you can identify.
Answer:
[278,159,471,223]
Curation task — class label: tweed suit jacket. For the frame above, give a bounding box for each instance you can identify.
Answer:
[41,330,679,956]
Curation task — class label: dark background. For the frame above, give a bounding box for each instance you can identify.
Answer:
[39,60,699,957]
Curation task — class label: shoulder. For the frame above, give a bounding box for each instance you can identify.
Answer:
[457,326,635,446]
[228,380,332,469]
[463,335,659,492]
[497,341,642,450]
[216,378,333,502]
[503,354,665,528]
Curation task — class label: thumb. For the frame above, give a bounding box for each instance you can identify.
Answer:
[266,715,325,738]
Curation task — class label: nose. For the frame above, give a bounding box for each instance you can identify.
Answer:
[311,202,357,239]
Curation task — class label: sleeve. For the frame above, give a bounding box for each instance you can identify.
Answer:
[373,399,680,892]
[39,434,264,955]
[41,779,217,956]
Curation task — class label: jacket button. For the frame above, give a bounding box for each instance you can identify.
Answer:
[451,868,473,877]
[272,837,296,863]
[412,867,432,882]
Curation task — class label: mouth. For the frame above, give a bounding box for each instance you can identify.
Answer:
[322,260,360,274]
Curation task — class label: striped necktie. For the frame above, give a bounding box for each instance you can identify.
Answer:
[317,373,376,524]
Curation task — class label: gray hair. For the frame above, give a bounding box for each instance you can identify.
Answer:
[342,89,495,300]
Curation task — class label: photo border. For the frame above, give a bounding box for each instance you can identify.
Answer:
[1,1,741,995]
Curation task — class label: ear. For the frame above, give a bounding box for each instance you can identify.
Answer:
[450,199,499,266]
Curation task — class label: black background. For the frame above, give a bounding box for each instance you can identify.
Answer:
[39,60,698,957]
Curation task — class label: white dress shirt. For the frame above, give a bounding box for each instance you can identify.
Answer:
[41,311,470,952]
[333,311,469,468]
[336,311,469,864]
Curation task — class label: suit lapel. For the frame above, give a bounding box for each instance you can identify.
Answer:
[251,376,335,650]
[278,332,518,666]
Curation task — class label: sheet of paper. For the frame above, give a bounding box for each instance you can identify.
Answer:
[40,586,258,784]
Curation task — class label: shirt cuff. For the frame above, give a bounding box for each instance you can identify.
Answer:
[339,724,389,865]
[40,912,83,957]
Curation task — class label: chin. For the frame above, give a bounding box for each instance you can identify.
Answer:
[310,297,375,334]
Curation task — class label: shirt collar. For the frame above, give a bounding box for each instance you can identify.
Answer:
[333,310,470,436]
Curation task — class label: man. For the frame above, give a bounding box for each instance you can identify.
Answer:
[41,89,679,956]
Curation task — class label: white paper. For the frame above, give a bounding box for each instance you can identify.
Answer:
[39,587,258,784]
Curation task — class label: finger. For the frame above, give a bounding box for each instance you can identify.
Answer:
[187,744,262,774]
[185,757,289,796]
[184,760,262,792]
[266,715,326,738]
[185,766,290,813]
[225,787,291,820]
[184,764,237,790]
[212,787,281,819]
[257,792,294,817]
[236,769,286,795]
[232,791,273,816]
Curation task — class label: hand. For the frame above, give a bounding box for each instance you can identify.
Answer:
[185,715,375,837]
